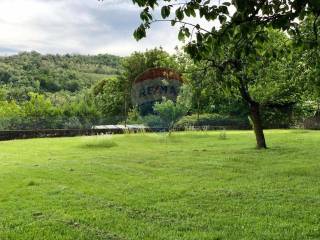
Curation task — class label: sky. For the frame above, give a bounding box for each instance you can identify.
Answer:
[0,0,183,56]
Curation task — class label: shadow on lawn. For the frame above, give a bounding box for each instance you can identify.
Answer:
[79,136,118,149]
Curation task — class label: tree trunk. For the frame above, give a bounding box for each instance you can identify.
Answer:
[249,102,267,149]
[237,74,267,149]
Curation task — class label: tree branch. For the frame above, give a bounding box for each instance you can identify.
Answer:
[150,19,213,35]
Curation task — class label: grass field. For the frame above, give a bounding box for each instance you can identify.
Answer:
[0,130,319,240]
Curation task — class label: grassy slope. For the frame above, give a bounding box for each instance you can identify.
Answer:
[0,130,319,240]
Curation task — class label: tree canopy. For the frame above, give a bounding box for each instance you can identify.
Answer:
[132,0,320,148]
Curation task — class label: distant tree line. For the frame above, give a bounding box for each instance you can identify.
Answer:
[0,51,121,99]
[0,51,121,129]
[0,43,318,131]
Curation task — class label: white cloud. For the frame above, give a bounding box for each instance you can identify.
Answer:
[0,0,183,56]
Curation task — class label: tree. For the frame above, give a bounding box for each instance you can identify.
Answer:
[93,77,125,123]
[108,48,182,121]
[132,0,320,148]
[153,85,192,133]
[153,99,187,132]
[292,16,320,114]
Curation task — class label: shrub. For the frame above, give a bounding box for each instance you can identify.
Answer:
[63,117,83,129]
[140,114,165,129]
[261,106,295,129]
[153,99,188,131]
[176,113,250,129]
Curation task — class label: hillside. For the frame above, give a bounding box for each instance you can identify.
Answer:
[0,51,121,101]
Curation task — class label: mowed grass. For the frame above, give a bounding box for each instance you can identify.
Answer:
[0,130,319,240]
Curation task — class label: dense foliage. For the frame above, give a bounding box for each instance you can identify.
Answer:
[0,37,319,131]
[0,52,120,129]
[0,51,120,98]
[132,0,320,148]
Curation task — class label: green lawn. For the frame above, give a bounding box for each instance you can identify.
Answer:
[0,130,319,240]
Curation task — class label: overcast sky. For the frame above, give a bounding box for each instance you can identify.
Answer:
[0,0,183,56]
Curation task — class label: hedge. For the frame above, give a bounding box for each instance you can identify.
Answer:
[176,113,251,129]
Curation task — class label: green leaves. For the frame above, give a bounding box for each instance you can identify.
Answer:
[140,7,152,22]
[218,5,229,15]
[272,15,291,30]
[132,0,158,8]
[233,0,247,11]
[219,15,227,24]
[196,32,203,43]
[185,43,203,61]
[153,98,189,131]
[161,5,171,19]
[178,27,190,41]
[176,8,184,21]
[184,7,196,17]
[133,24,147,40]
[178,29,185,41]
[132,0,317,67]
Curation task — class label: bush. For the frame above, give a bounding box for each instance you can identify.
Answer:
[63,117,83,129]
[140,115,165,129]
[261,105,297,129]
[176,113,250,129]
[124,108,166,129]
[153,99,188,131]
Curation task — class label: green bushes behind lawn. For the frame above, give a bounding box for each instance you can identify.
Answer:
[176,113,250,129]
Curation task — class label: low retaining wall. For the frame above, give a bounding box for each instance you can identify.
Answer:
[0,129,125,141]
[0,125,250,141]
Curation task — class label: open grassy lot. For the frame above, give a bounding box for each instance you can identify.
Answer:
[0,130,319,240]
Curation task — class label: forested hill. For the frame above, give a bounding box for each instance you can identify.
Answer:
[0,51,121,101]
